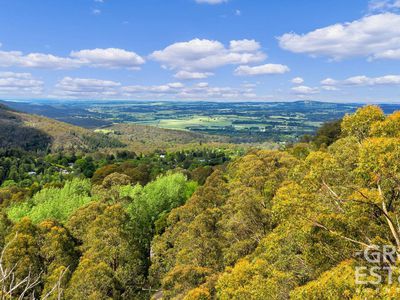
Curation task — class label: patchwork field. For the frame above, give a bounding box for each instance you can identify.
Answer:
[4,100,400,143]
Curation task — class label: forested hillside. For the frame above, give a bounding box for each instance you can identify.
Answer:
[103,123,228,154]
[0,104,228,155]
[0,104,124,153]
[1,105,400,299]
[150,105,400,299]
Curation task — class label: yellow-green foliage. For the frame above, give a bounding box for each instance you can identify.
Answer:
[290,260,358,299]
[5,105,400,299]
[217,259,296,300]
[341,105,385,141]
[371,111,400,137]
[7,178,92,223]
[290,260,400,300]
[151,106,400,299]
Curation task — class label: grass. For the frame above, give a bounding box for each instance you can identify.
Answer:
[140,116,232,130]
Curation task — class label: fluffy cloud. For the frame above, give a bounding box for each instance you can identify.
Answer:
[128,83,255,100]
[278,13,400,60]
[321,85,339,91]
[176,84,256,100]
[291,85,319,95]
[174,71,214,80]
[52,76,256,100]
[368,0,400,12]
[54,77,121,98]
[345,75,400,86]
[0,72,43,95]
[196,82,209,88]
[373,49,400,59]
[229,40,261,52]
[70,48,145,69]
[320,78,340,91]
[291,77,304,84]
[320,78,338,86]
[319,75,400,87]
[0,46,144,69]
[150,38,266,71]
[122,82,185,95]
[234,64,290,76]
[0,51,81,69]
[195,0,228,4]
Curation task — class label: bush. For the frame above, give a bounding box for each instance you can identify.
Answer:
[8,178,92,223]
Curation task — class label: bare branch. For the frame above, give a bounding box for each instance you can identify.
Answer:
[378,183,400,249]
[41,266,69,300]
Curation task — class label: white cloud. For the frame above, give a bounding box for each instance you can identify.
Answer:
[0,51,81,69]
[196,82,209,88]
[229,39,260,52]
[235,9,241,16]
[320,78,338,86]
[0,72,35,79]
[121,81,256,100]
[344,76,371,86]
[291,85,319,95]
[122,82,185,95]
[54,77,121,98]
[291,77,304,84]
[57,77,121,89]
[174,70,214,80]
[150,38,266,72]
[278,13,400,60]
[234,64,290,76]
[320,78,340,91]
[52,77,257,100]
[344,75,400,86]
[70,48,145,69]
[168,82,185,88]
[0,46,145,70]
[321,85,339,91]
[319,74,400,88]
[0,72,43,95]
[178,85,253,100]
[195,0,228,4]
[368,0,400,12]
[373,49,400,59]
[92,9,101,15]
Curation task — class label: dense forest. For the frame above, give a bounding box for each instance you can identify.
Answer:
[1,105,400,299]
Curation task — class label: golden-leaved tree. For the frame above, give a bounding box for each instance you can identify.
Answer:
[150,106,400,299]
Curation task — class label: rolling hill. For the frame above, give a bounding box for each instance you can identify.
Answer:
[103,123,228,153]
[0,104,228,154]
[0,103,124,153]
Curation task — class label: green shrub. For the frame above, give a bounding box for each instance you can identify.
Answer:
[8,178,92,223]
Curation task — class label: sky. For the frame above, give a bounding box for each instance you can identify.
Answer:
[1,0,400,102]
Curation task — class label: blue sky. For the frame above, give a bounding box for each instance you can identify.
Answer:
[0,0,400,102]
